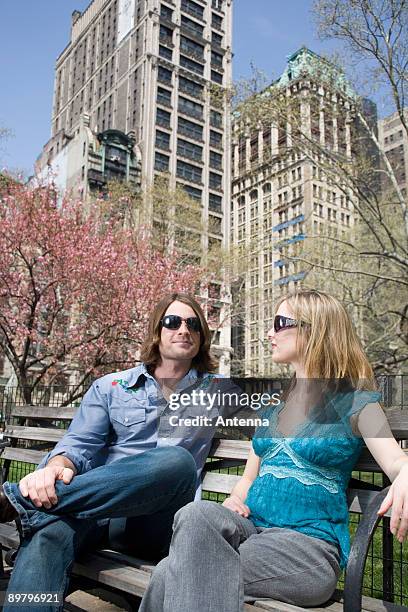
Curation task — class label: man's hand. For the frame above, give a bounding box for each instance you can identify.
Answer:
[19,465,75,509]
[222,494,250,518]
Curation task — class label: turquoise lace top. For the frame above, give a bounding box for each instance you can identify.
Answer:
[246,389,381,569]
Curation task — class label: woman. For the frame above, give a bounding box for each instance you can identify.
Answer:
[140,290,408,611]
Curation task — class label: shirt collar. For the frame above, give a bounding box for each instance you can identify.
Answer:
[126,363,208,390]
[125,363,150,388]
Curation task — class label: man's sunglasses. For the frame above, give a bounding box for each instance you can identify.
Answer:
[161,315,201,332]
[274,315,300,333]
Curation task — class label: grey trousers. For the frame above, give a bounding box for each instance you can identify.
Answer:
[139,500,341,612]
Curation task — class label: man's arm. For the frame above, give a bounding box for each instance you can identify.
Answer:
[37,380,110,473]
[19,380,111,508]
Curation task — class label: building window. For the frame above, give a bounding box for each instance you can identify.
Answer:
[179,76,203,99]
[210,109,222,128]
[212,31,223,46]
[181,0,205,21]
[183,184,202,201]
[210,150,222,169]
[156,108,171,128]
[211,50,223,68]
[209,192,222,212]
[178,116,203,140]
[104,144,128,181]
[156,130,171,151]
[160,4,173,21]
[177,138,203,161]
[212,12,223,30]
[211,70,223,84]
[177,160,202,183]
[159,24,173,45]
[180,14,204,37]
[180,55,204,76]
[212,0,224,10]
[159,45,173,61]
[157,87,172,107]
[155,152,169,172]
[209,214,222,236]
[210,130,222,148]
[180,36,205,61]
[158,66,172,84]
[209,171,222,191]
[178,96,203,119]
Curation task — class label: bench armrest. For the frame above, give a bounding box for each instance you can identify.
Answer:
[343,486,390,612]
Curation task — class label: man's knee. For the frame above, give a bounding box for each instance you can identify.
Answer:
[156,446,197,487]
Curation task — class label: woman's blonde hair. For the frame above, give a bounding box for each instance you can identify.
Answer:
[276,289,376,390]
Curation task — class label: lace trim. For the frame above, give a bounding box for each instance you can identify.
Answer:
[258,463,340,494]
[263,440,342,478]
[259,439,344,493]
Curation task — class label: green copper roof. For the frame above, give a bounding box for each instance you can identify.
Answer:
[275,47,355,98]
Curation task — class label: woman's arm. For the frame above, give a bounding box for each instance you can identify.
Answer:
[222,449,261,517]
[358,402,408,543]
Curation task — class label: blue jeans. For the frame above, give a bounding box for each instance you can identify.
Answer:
[2,446,197,612]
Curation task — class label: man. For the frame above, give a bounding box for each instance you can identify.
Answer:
[0,293,219,610]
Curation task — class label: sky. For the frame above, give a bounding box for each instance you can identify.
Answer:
[0,0,344,176]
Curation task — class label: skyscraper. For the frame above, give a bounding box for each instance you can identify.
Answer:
[378,109,408,198]
[35,0,234,372]
[230,48,359,376]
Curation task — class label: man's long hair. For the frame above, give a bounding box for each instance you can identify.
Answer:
[140,293,218,373]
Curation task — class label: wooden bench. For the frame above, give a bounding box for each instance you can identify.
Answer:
[0,404,407,612]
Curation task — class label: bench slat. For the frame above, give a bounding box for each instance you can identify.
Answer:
[3,426,65,443]
[202,472,241,494]
[10,405,77,420]
[1,447,47,465]
[73,552,150,598]
[209,438,251,459]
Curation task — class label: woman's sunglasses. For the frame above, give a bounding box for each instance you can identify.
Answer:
[274,315,300,333]
[161,315,201,332]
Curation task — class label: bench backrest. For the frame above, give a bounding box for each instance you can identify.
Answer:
[2,404,407,520]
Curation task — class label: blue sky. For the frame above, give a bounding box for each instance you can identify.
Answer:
[0,0,342,175]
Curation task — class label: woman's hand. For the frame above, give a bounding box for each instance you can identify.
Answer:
[222,494,250,518]
[377,464,408,543]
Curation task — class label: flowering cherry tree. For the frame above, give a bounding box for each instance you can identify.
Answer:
[0,183,202,404]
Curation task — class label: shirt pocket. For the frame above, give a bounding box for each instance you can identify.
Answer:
[110,396,146,439]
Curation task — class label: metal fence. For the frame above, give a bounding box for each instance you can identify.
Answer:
[0,375,407,605]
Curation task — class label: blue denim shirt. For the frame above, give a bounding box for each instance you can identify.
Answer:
[38,364,220,493]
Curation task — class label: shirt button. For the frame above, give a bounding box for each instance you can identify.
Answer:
[124,417,129,423]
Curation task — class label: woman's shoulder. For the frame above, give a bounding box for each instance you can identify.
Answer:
[345,388,382,413]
